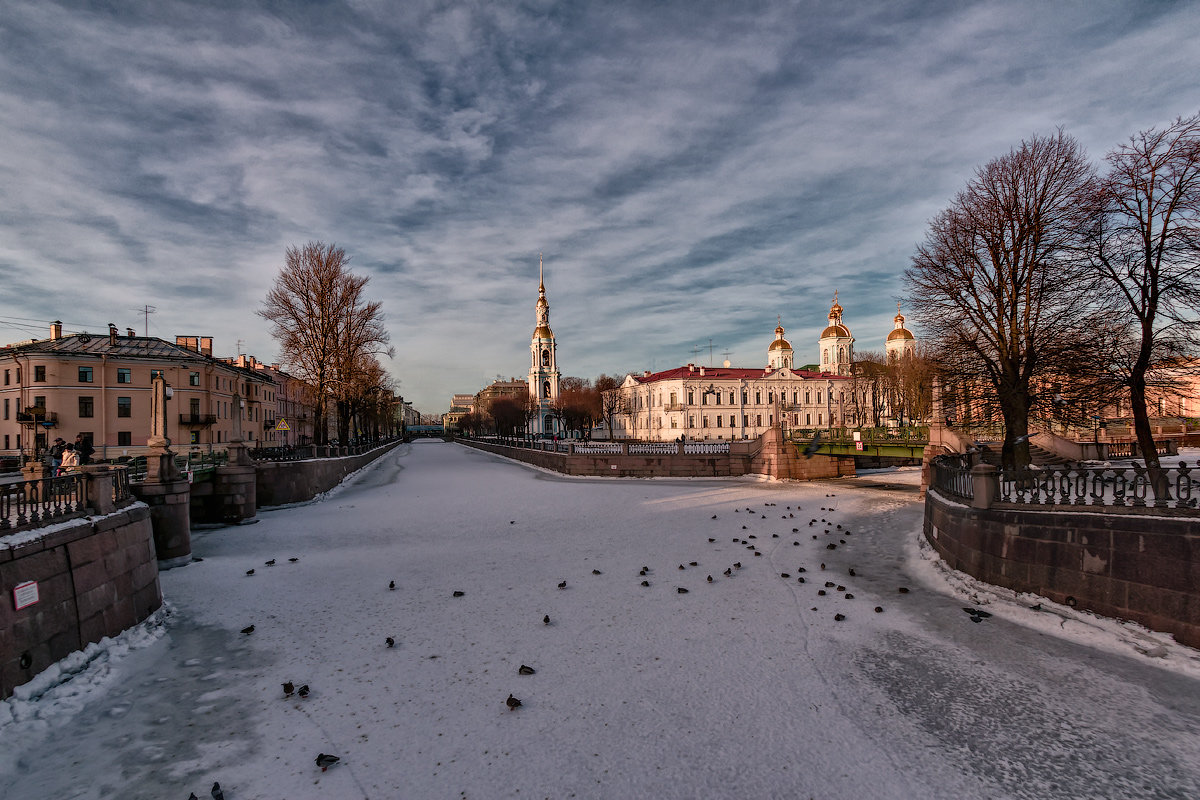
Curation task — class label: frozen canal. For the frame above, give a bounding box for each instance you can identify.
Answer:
[3,440,1200,799]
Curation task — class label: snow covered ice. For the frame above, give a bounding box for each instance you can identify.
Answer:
[3,440,1200,799]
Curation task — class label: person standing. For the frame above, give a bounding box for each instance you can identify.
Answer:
[59,443,79,474]
[74,433,95,465]
[49,437,66,472]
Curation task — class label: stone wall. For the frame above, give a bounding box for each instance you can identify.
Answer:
[0,504,162,699]
[923,491,1200,649]
[255,441,402,506]
[457,431,853,480]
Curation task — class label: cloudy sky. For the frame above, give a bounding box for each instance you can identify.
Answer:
[2,1,1198,412]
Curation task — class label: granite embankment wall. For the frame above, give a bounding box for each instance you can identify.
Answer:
[456,431,853,480]
[1,504,162,699]
[924,491,1200,649]
[255,441,404,506]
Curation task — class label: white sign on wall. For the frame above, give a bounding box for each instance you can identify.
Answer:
[13,580,39,610]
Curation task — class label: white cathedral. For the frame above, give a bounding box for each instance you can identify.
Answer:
[606,293,918,441]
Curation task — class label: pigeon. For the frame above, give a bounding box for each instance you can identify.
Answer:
[510,520,515,524]
[818,590,826,596]
[212,782,224,800]
[386,637,395,648]
[679,564,685,570]
[780,573,790,578]
[389,580,396,590]
[734,562,741,569]
[711,514,717,519]
[723,568,731,576]
[453,591,465,597]
[825,581,835,588]
[506,694,522,710]
[518,664,536,675]
[689,561,698,566]
[834,613,846,621]
[845,593,854,599]
[558,581,567,589]
[265,559,275,566]
[592,569,602,575]
[315,753,339,771]
[898,587,909,593]
[742,525,748,530]
[707,575,713,582]
[245,569,255,576]
[298,684,310,698]
[190,794,199,800]
[836,585,845,591]
[820,563,825,569]
[875,606,884,613]
[288,557,299,562]
[677,587,689,593]
[803,432,822,458]
[282,681,295,697]
[848,568,856,577]
[797,567,806,573]
[641,580,650,587]
[241,625,254,634]
[754,551,762,557]
[708,538,715,542]
[543,615,550,625]
[797,577,805,583]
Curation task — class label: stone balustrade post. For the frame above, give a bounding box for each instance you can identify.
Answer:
[677,441,685,455]
[620,442,630,455]
[970,463,998,510]
[81,465,115,516]
[567,443,575,455]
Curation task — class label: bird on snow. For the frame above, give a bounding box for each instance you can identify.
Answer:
[592,569,602,575]
[641,580,650,587]
[834,613,846,621]
[711,514,717,519]
[241,625,254,635]
[298,684,310,698]
[874,605,884,613]
[689,561,698,566]
[543,614,550,625]
[245,569,255,576]
[189,794,198,800]
[453,591,465,597]
[723,568,731,576]
[733,562,741,569]
[677,587,689,593]
[707,575,713,582]
[265,559,275,566]
[898,587,910,593]
[708,538,715,542]
[506,694,522,710]
[678,564,685,570]
[518,664,536,675]
[558,581,567,589]
[848,568,856,576]
[389,580,395,590]
[315,753,340,771]
[282,681,294,697]
[386,637,395,648]
[211,782,224,800]
[288,557,299,562]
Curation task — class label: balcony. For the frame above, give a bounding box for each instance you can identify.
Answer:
[664,402,686,412]
[16,410,58,427]
[179,413,217,426]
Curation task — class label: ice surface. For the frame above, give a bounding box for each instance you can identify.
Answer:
[2,441,1198,800]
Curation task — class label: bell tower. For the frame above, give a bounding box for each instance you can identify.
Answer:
[529,254,560,436]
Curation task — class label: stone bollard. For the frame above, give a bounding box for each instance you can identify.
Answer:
[132,472,193,569]
[970,463,998,510]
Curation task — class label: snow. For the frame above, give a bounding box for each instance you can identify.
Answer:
[2,441,1199,800]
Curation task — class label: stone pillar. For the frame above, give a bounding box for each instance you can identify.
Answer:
[214,391,257,523]
[138,376,192,569]
[81,465,115,515]
[620,442,629,455]
[970,463,998,510]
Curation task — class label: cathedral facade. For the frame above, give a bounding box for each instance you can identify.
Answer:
[528,256,561,436]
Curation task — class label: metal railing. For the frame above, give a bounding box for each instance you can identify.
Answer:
[112,466,131,503]
[997,461,1196,510]
[0,474,86,531]
[683,442,730,454]
[930,455,974,501]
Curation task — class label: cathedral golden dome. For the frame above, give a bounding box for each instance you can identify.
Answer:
[821,324,851,338]
[534,325,553,339]
[886,327,914,341]
[768,337,792,351]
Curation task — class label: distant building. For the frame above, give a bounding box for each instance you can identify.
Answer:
[885,303,917,363]
[475,378,529,414]
[222,354,320,445]
[818,292,855,375]
[0,322,274,461]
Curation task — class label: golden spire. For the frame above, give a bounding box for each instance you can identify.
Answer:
[538,252,545,294]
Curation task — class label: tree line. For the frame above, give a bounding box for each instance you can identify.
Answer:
[906,112,1200,471]
[457,374,627,438]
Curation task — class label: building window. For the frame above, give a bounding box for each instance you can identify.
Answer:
[2,399,7,420]
[3,435,7,449]
[3,369,8,385]
[823,349,829,364]
[34,395,45,410]
[757,414,762,426]
[190,398,200,416]
[743,415,749,427]
[34,365,46,382]
[79,396,94,418]
[817,391,822,404]
[78,366,93,383]
[806,413,811,425]
[542,380,551,398]
[715,392,721,405]
[541,349,550,367]
[687,391,694,405]
[117,431,132,446]
[688,415,694,428]
[755,391,761,404]
[190,372,200,386]
[716,416,722,428]
[117,397,131,417]
[701,394,708,406]
[702,416,708,427]
[729,392,735,405]
[805,390,811,404]
[117,368,131,384]
[818,413,823,425]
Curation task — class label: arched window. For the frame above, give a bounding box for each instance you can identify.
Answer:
[543,380,551,398]
[541,349,550,367]
[544,414,554,430]
[838,346,845,362]
[823,349,829,364]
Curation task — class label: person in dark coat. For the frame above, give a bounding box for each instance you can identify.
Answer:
[49,437,66,472]
[74,434,95,465]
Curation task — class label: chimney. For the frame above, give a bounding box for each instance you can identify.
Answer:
[271,363,280,371]
[50,320,62,340]
[643,370,651,377]
[699,367,705,376]
[126,328,135,337]
[200,337,212,357]
[108,323,118,346]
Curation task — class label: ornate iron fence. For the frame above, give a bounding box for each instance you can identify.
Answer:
[997,461,1196,510]
[930,455,974,501]
[112,466,132,503]
[0,474,86,531]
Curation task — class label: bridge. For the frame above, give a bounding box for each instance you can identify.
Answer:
[788,428,929,460]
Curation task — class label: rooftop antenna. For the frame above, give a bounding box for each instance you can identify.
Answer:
[139,305,156,336]
[236,338,245,356]
[689,344,703,362]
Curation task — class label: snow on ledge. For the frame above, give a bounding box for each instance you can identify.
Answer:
[0,501,149,552]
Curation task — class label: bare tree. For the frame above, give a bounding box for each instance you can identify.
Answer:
[259,242,392,445]
[1086,112,1200,470]
[594,374,626,440]
[905,130,1104,469]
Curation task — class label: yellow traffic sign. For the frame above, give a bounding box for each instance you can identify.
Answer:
[275,418,290,432]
